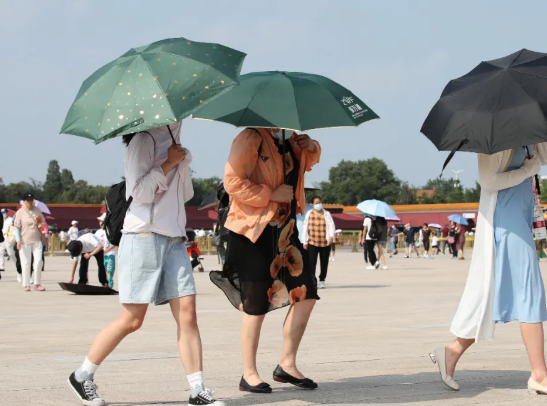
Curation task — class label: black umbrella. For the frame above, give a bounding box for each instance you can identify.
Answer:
[422,49,547,156]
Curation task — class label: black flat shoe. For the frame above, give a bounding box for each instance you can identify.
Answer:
[272,365,318,390]
[239,376,272,393]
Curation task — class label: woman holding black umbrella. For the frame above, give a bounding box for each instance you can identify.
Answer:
[423,50,547,394]
[210,127,321,393]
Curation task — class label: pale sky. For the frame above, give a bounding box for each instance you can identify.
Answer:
[2,0,547,188]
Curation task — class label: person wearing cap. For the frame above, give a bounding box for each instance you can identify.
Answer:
[0,208,17,277]
[14,193,46,291]
[68,221,79,241]
[95,213,117,288]
[67,231,107,286]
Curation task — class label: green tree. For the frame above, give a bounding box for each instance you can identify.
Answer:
[421,178,459,195]
[43,160,63,202]
[464,182,481,202]
[397,182,418,204]
[61,169,75,191]
[187,176,222,206]
[57,180,108,204]
[319,159,401,205]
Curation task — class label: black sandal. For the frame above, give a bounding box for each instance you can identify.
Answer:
[272,365,318,390]
[239,376,272,393]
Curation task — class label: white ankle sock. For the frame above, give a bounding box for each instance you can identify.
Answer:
[187,371,204,397]
[75,357,100,382]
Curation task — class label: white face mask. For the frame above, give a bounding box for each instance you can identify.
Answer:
[314,203,323,211]
[270,129,285,140]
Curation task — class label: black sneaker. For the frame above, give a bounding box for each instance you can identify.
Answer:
[67,372,105,406]
[189,388,226,405]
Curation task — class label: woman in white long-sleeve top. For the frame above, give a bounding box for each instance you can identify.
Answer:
[67,123,225,406]
[430,144,547,395]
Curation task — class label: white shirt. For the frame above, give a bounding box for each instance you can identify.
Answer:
[432,236,438,246]
[68,227,79,241]
[2,216,13,238]
[363,217,376,241]
[78,233,101,254]
[95,228,116,257]
[122,123,194,238]
[197,229,206,238]
[59,231,67,242]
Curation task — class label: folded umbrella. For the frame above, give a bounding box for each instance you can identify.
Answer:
[356,200,396,219]
[61,37,246,143]
[199,193,219,211]
[448,214,469,225]
[304,178,322,191]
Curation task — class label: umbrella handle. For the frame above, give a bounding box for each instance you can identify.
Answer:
[167,125,177,145]
[282,129,287,185]
[526,147,541,196]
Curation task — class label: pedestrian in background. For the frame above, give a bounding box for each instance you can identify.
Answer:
[14,193,46,292]
[376,217,389,270]
[302,196,335,289]
[0,208,17,276]
[421,224,432,259]
[441,224,451,255]
[68,221,79,241]
[362,214,379,269]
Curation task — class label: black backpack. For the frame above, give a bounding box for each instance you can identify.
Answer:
[216,183,231,242]
[104,182,132,246]
[103,131,154,246]
[367,216,381,240]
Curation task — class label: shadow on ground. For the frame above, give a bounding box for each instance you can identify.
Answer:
[107,370,531,406]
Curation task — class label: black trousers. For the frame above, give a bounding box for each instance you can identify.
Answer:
[366,240,377,265]
[78,251,107,286]
[451,242,458,258]
[308,244,331,282]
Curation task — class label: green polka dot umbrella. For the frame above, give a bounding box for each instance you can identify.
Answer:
[60,37,246,144]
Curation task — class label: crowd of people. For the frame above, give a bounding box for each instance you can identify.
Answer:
[3,126,547,405]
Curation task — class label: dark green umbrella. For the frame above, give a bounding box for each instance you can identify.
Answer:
[61,37,246,144]
[192,71,379,131]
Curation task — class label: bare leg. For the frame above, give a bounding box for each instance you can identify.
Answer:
[169,295,202,374]
[445,337,474,377]
[279,299,316,379]
[521,322,547,385]
[87,304,148,365]
[378,245,386,267]
[242,313,266,385]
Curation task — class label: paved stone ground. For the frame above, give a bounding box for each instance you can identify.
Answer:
[2,248,547,406]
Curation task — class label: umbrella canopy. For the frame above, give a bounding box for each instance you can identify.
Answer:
[386,215,401,222]
[20,199,51,215]
[199,193,218,211]
[61,37,246,144]
[193,71,379,131]
[428,223,442,229]
[356,200,396,218]
[422,49,547,155]
[304,178,322,191]
[448,214,469,225]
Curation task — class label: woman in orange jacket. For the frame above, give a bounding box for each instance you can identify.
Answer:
[211,127,321,393]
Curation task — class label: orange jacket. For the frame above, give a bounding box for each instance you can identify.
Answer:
[224,128,321,243]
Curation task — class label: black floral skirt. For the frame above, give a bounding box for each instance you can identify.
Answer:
[210,218,319,316]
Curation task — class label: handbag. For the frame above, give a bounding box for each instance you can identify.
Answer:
[448,237,455,244]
